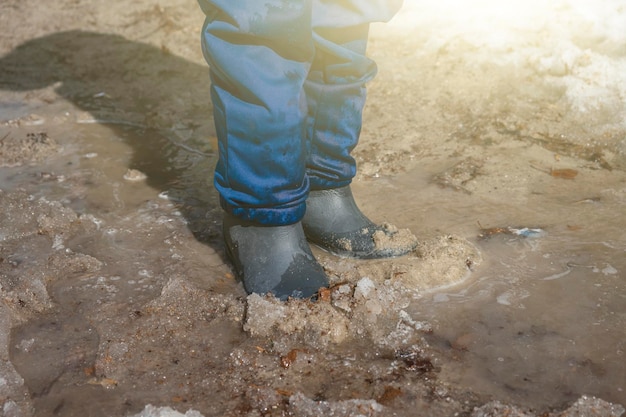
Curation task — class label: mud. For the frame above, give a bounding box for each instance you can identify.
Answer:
[1,1,625,417]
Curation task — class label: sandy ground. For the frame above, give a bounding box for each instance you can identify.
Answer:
[1,1,626,416]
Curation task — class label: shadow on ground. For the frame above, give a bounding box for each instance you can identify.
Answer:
[0,29,222,244]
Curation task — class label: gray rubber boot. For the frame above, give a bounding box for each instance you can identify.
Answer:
[223,213,329,300]
[302,186,418,259]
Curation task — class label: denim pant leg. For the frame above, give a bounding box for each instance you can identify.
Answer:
[199,0,315,226]
[306,0,403,190]
[198,0,402,224]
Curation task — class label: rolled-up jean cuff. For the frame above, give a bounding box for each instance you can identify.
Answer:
[220,196,306,226]
[308,176,352,192]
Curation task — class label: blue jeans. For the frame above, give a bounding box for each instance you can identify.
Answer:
[199,0,402,225]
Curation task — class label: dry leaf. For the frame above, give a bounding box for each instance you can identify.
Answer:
[550,168,578,179]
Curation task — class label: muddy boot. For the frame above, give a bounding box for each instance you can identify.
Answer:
[302,186,418,259]
[223,213,328,300]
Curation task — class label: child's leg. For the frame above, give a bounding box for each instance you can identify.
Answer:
[200,0,314,226]
[199,0,328,299]
[305,0,402,189]
[302,0,418,259]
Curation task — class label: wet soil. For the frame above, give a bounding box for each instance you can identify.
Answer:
[1,1,625,417]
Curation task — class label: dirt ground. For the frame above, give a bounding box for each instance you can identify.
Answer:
[1,1,625,417]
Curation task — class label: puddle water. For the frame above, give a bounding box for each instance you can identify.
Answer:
[418,235,626,409]
[2,2,625,415]
[375,161,626,409]
[1,109,221,235]
[2,112,625,414]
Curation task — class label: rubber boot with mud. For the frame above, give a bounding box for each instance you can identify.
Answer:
[302,186,418,259]
[223,213,329,300]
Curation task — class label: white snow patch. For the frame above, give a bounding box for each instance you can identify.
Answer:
[377,0,626,129]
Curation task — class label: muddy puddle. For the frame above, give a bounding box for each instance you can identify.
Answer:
[1,111,625,417]
[351,151,626,410]
[1,1,626,416]
[409,195,626,409]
